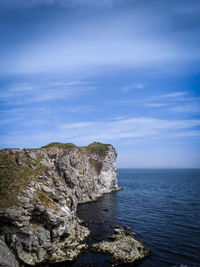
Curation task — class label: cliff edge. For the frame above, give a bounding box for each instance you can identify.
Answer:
[0,142,119,266]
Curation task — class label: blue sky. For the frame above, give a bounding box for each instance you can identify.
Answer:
[0,0,200,167]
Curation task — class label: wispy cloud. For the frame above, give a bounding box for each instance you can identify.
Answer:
[145,91,200,114]
[54,117,200,143]
[109,90,199,114]
[146,103,172,108]
[1,117,199,148]
[1,0,200,76]
[158,91,188,99]
[0,81,96,105]
[60,122,96,129]
[0,0,114,8]
[169,103,200,114]
[122,83,144,92]
[67,105,95,113]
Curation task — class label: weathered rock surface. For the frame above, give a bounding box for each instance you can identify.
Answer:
[91,228,150,265]
[0,239,19,267]
[0,142,119,266]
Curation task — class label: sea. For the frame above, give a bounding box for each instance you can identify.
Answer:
[54,169,200,267]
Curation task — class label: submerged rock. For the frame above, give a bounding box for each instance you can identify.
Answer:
[123,225,131,230]
[91,228,150,265]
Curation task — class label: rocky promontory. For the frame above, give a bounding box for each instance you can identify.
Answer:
[0,142,149,266]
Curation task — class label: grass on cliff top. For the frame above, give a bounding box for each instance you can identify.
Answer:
[41,141,111,156]
[41,142,76,150]
[85,142,110,156]
[0,152,48,210]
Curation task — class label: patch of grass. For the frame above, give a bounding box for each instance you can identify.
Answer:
[41,142,76,150]
[89,158,103,175]
[32,189,58,210]
[30,223,39,230]
[0,152,34,209]
[0,152,51,210]
[41,142,111,157]
[85,142,110,156]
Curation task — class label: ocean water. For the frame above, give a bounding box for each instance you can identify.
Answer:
[54,169,200,267]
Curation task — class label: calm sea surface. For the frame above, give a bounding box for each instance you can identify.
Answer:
[54,169,200,267]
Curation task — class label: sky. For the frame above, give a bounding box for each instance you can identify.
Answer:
[0,0,200,168]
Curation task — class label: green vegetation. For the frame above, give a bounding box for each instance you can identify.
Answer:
[41,141,110,157]
[85,142,110,156]
[0,152,49,210]
[41,142,76,150]
[89,158,103,175]
[0,141,111,210]
[0,152,34,209]
[33,189,58,210]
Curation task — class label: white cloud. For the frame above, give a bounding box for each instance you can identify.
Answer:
[2,9,199,77]
[159,92,188,99]
[1,0,200,77]
[0,0,114,8]
[60,122,96,129]
[1,117,200,149]
[169,103,200,114]
[0,81,96,104]
[123,83,144,92]
[56,117,200,144]
[67,105,95,113]
[146,103,172,108]
[144,91,200,114]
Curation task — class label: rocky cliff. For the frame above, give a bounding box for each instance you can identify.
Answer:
[0,142,119,266]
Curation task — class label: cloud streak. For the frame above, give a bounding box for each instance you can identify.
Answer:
[1,1,200,76]
[122,83,144,92]
[0,81,96,105]
[0,0,114,8]
[1,117,199,148]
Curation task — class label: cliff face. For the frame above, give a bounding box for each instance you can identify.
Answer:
[0,142,118,266]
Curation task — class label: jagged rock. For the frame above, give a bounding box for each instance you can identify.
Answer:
[123,225,131,230]
[0,142,119,266]
[91,228,150,264]
[0,239,19,267]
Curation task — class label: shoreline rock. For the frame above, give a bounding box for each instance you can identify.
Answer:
[91,228,150,265]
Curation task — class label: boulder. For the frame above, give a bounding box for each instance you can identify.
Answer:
[0,239,19,267]
[91,228,150,265]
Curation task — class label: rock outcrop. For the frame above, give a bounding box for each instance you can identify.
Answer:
[91,228,150,264]
[0,142,119,266]
[0,239,19,267]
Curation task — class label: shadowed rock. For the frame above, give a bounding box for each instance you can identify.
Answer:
[0,239,19,267]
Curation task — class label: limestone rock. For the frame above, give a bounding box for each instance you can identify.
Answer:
[0,239,19,267]
[91,228,150,264]
[0,142,119,266]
